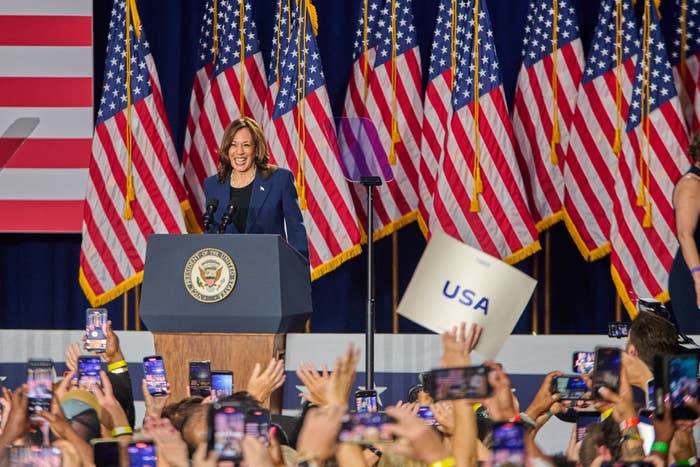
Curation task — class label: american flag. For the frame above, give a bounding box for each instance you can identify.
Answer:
[268,3,362,278]
[429,0,540,262]
[670,0,700,133]
[563,0,639,261]
[341,0,423,239]
[512,0,584,230]
[79,0,192,306]
[610,0,691,315]
[182,0,268,226]
[0,0,93,232]
[264,0,296,145]
[416,0,454,233]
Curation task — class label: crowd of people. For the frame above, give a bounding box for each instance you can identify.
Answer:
[0,312,698,466]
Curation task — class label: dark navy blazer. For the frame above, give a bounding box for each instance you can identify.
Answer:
[203,167,309,259]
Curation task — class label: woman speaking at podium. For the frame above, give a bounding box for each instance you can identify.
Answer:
[203,117,309,259]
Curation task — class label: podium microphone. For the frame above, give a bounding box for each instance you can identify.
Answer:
[218,203,236,233]
[202,198,219,233]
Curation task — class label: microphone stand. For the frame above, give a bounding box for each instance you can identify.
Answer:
[360,175,382,391]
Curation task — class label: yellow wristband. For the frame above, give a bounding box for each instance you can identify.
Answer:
[430,458,456,467]
[107,360,127,373]
[111,426,133,437]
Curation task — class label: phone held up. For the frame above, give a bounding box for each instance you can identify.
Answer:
[92,438,120,467]
[492,421,526,467]
[143,355,168,397]
[85,308,107,353]
[572,351,595,375]
[189,360,211,397]
[127,440,157,467]
[653,353,699,420]
[354,389,378,413]
[607,321,629,339]
[592,346,621,396]
[338,412,396,444]
[551,375,593,400]
[423,366,493,401]
[77,355,102,392]
[26,359,53,415]
[211,371,234,399]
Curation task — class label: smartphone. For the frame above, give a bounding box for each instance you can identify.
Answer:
[607,321,629,338]
[189,360,211,397]
[9,446,61,467]
[78,355,102,392]
[338,412,396,444]
[211,371,233,398]
[572,351,595,375]
[575,412,600,442]
[85,308,108,353]
[592,347,621,395]
[143,355,168,397]
[208,402,245,462]
[127,440,156,467]
[417,405,437,426]
[551,375,592,400]
[92,438,120,467]
[492,421,526,467]
[646,379,656,411]
[423,366,493,401]
[354,389,378,413]
[654,354,699,420]
[245,408,270,446]
[26,359,53,415]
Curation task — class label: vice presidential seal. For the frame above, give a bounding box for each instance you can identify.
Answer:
[184,248,236,303]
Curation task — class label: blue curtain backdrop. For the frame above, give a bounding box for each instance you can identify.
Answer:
[0,0,680,332]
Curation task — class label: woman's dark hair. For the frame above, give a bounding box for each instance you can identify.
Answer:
[216,117,275,183]
[689,131,700,164]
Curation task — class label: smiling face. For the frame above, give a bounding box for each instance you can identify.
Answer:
[227,127,256,173]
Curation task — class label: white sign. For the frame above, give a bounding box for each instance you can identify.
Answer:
[398,230,537,358]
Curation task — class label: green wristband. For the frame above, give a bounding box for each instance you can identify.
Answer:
[651,440,669,455]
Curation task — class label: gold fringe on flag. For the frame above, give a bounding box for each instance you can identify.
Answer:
[470,0,482,213]
[295,1,308,210]
[123,0,142,220]
[550,0,560,165]
[613,0,623,156]
[305,0,318,36]
[389,0,400,165]
[638,0,653,227]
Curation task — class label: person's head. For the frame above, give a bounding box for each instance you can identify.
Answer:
[162,396,204,432]
[181,404,208,456]
[689,131,700,164]
[626,311,678,368]
[216,117,270,182]
[59,389,102,442]
[578,418,621,467]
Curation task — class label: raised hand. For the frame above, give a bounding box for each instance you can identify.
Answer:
[385,405,451,464]
[246,358,285,403]
[94,370,129,431]
[296,404,345,463]
[296,362,330,407]
[64,343,82,373]
[141,379,170,420]
[144,418,189,467]
[440,322,482,368]
[326,343,361,407]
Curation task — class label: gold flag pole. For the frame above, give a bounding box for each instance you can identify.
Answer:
[122,291,129,330]
[532,254,540,334]
[134,284,141,331]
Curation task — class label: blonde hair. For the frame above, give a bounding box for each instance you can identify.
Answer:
[216,117,274,182]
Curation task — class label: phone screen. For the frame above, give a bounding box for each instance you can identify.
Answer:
[27,359,53,414]
[143,356,168,397]
[9,446,61,467]
[593,347,621,393]
[127,441,156,467]
[245,409,270,446]
[189,361,211,397]
[417,406,437,426]
[424,366,492,401]
[338,412,395,444]
[552,376,592,400]
[93,439,120,467]
[607,321,629,338]
[572,351,595,375]
[85,308,107,353]
[354,390,378,413]
[210,404,245,461]
[492,422,526,467]
[575,412,600,442]
[669,355,698,408]
[78,356,102,392]
[211,371,233,398]
[646,379,656,411]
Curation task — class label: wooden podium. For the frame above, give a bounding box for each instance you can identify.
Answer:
[153,333,286,412]
[140,234,311,414]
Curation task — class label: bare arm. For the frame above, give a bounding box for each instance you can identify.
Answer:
[674,177,700,306]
